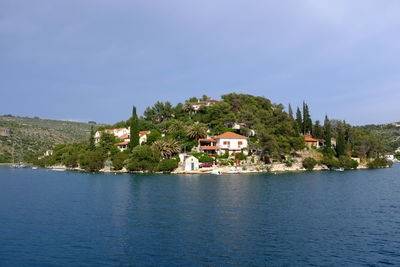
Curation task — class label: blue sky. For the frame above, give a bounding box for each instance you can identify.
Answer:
[1,0,399,125]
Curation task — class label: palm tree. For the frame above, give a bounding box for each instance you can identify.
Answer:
[186,123,207,140]
[152,139,181,159]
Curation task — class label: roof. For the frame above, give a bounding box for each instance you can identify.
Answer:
[200,146,220,150]
[116,141,129,146]
[139,130,151,136]
[207,99,218,103]
[214,132,248,139]
[119,134,129,139]
[198,138,216,142]
[304,136,319,142]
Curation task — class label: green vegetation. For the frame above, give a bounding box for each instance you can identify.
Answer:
[0,115,99,163]
[367,158,392,169]
[26,93,393,173]
[302,157,317,171]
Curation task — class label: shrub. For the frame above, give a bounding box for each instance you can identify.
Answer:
[158,158,179,172]
[112,152,129,170]
[79,150,106,172]
[215,152,229,159]
[126,145,161,173]
[302,157,317,171]
[367,158,392,169]
[285,157,293,167]
[198,155,214,163]
[321,155,340,169]
[235,152,246,161]
[350,159,359,170]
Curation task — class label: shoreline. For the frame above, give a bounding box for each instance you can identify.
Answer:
[41,162,392,175]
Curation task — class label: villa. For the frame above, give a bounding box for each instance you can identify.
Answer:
[190,99,218,111]
[95,128,151,151]
[198,132,248,155]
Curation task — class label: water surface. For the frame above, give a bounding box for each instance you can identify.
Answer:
[1,165,400,266]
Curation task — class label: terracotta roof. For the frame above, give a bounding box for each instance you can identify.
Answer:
[116,141,129,146]
[139,130,150,136]
[304,136,319,142]
[214,132,248,139]
[200,146,220,150]
[119,134,129,139]
[207,99,218,103]
[198,138,216,142]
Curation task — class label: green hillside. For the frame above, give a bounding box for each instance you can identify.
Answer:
[0,115,101,163]
[358,123,400,152]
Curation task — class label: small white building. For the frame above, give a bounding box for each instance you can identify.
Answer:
[179,154,199,171]
[191,99,218,111]
[385,153,395,161]
[214,132,248,155]
[44,150,53,156]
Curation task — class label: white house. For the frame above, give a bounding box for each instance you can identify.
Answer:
[191,99,218,111]
[115,130,151,152]
[179,153,199,171]
[385,153,395,161]
[214,132,248,155]
[95,128,130,144]
[44,150,53,156]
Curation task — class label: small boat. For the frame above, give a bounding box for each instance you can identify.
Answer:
[332,168,344,172]
[32,166,38,170]
[210,170,221,175]
[52,168,66,172]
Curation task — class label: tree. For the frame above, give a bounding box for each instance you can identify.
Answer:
[336,126,346,157]
[296,107,302,133]
[186,123,207,140]
[302,157,317,171]
[158,158,179,172]
[89,125,96,151]
[112,152,129,170]
[129,106,140,151]
[313,120,323,139]
[323,115,332,149]
[79,150,105,172]
[288,104,294,120]
[126,145,161,172]
[302,102,312,134]
[152,139,181,159]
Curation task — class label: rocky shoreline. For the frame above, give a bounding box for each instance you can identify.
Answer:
[41,161,384,175]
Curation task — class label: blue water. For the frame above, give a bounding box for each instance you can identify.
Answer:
[1,165,400,266]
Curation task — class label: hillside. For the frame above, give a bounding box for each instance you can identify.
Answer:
[0,115,101,163]
[358,122,400,152]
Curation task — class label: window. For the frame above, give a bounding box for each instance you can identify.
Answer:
[238,141,243,146]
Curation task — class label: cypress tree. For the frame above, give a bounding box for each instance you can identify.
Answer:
[296,107,302,134]
[302,102,312,135]
[323,115,332,149]
[89,125,96,151]
[336,126,346,156]
[288,104,294,120]
[313,120,323,139]
[129,106,140,151]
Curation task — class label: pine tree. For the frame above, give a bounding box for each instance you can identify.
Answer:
[89,125,96,151]
[323,115,332,149]
[129,106,140,151]
[296,107,302,133]
[288,104,294,120]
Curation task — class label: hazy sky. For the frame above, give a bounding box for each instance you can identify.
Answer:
[1,0,399,125]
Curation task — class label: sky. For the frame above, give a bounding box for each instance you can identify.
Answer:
[1,0,400,125]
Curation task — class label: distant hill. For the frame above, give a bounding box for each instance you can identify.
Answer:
[358,122,400,152]
[0,115,102,163]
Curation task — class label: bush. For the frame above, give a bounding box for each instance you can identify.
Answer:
[112,152,129,170]
[126,145,161,173]
[235,152,247,161]
[158,158,179,172]
[302,157,317,171]
[198,155,214,163]
[367,158,392,169]
[215,152,229,159]
[285,157,293,167]
[321,155,340,169]
[350,159,359,170]
[79,150,106,172]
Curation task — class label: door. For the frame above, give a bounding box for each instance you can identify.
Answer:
[191,163,194,171]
